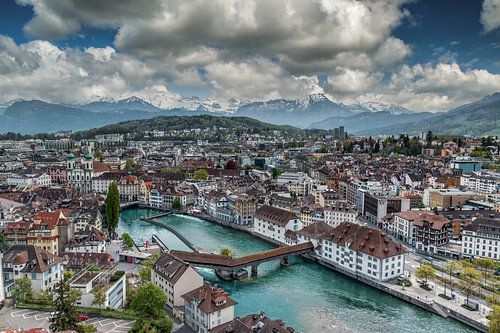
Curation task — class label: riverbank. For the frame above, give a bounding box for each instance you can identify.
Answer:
[173,211,489,332]
[119,208,478,333]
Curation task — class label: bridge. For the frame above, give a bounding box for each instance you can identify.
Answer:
[141,217,203,252]
[120,201,140,208]
[151,234,169,252]
[170,242,314,279]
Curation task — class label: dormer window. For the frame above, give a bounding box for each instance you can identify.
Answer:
[215,299,226,306]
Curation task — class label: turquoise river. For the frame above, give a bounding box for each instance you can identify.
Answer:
[117,208,477,333]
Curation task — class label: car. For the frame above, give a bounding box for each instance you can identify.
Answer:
[77,313,89,321]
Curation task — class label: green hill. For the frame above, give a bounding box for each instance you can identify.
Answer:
[73,114,308,140]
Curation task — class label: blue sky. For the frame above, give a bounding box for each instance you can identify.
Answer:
[0,0,499,111]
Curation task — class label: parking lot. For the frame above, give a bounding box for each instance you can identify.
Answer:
[1,309,135,333]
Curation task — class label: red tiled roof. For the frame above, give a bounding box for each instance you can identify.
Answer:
[326,222,407,259]
[182,285,236,314]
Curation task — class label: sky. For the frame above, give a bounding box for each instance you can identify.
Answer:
[0,0,499,112]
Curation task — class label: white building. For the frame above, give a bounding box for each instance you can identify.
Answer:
[65,226,106,254]
[6,173,52,187]
[70,268,126,309]
[2,245,64,296]
[151,253,204,312]
[460,173,499,194]
[67,153,94,194]
[323,202,357,228]
[182,285,236,333]
[387,211,450,253]
[462,218,500,260]
[277,172,313,196]
[254,205,303,244]
[92,173,121,194]
[318,222,407,282]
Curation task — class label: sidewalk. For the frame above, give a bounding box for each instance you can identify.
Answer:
[384,274,490,327]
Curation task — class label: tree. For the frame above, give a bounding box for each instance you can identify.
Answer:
[64,271,75,281]
[271,168,282,179]
[442,261,459,297]
[425,131,433,147]
[49,279,82,333]
[490,305,500,333]
[35,289,54,304]
[0,234,10,252]
[12,276,33,302]
[130,317,173,333]
[92,287,107,309]
[105,182,121,233]
[172,197,181,210]
[415,263,435,287]
[460,266,480,307]
[130,283,167,320]
[125,158,142,172]
[138,254,159,284]
[122,233,134,249]
[220,246,235,258]
[474,257,494,287]
[193,169,209,180]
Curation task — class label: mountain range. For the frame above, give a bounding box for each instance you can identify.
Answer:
[0,92,498,136]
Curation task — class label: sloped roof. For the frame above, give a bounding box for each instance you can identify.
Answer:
[3,245,63,273]
[182,285,237,314]
[325,222,407,259]
[212,312,295,333]
[153,252,193,284]
[255,205,298,227]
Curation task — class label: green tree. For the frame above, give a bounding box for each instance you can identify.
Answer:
[172,197,181,210]
[138,254,159,284]
[193,169,209,180]
[130,283,167,320]
[64,271,75,281]
[12,276,33,302]
[490,305,500,333]
[35,289,54,304]
[92,287,107,309]
[271,168,282,179]
[415,263,435,287]
[0,234,10,252]
[425,131,433,147]
[49,279,82,333]
[130,317,173,333]
[125,158,142,172]
[105,182,121,233]
[220,246,235,258]
[122,233,134,249]
[442,261,459,297]
[460,266,480,307]
[474,257,494,287]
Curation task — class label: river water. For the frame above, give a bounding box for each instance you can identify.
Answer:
[117,208,476,333]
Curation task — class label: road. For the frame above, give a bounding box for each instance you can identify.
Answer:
[0,308,135,333]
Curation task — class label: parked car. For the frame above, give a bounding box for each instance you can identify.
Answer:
[77,313,89,321]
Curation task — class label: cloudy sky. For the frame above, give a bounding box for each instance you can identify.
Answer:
[0,0,500,111]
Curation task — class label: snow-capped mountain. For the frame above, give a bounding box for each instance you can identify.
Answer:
[350,101,413,115]
[79,96,160,112]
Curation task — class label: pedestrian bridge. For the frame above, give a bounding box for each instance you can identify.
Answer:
[170,242,314,278]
